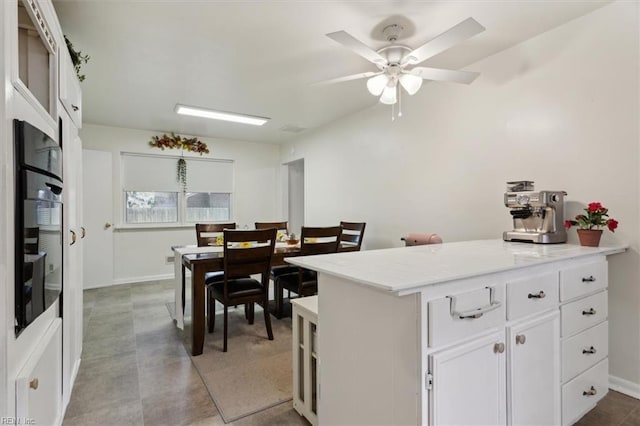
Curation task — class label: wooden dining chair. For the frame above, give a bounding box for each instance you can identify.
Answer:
[339,221,366,252]
[206,228,277,352]
[274,225,343,319]
[190,223,243,317]
[255,221,288,235]
[196,223,237,248]
[255,221,298,279]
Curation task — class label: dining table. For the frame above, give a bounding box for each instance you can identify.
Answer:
[174,241,358,356]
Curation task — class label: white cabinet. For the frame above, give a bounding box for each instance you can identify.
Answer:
[559,260,610,425]
[16,319,63,426]
[428,288,560,426]
[507,311,560,426]
[292,296,318,426]
[60,107,83,409]
[429,332,506,425]
[307,248,620,426]
[58,49,82,128]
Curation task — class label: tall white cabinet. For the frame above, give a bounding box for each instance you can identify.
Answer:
[287,240,625,426]
[1,0,83,422]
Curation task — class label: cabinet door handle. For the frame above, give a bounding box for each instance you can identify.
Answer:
[582,346,597,355]
[81,226,86,239]
[72,104,79,111]
[582,308,596,316]
[528,291,546,299]
[582,276,596,282]
[29,378,39,390]
[70,230,77,245]
[583,386,597,396]
[515,334,526,345]
[493,342,505,354]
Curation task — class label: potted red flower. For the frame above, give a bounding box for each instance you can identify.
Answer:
[564,202,619,247]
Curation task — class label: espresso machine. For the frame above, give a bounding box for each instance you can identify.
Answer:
[503,181,568,244]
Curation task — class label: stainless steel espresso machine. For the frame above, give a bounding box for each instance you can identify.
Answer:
[503,181,568,244]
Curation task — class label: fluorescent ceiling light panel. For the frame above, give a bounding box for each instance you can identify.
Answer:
[175,104,269,126]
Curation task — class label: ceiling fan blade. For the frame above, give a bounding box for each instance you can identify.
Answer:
[403,18,485,66]
[312,71,381,86]
[326,31,388,65]
[409,67,480,84]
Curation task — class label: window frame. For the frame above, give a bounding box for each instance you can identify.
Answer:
[119,152,234,229]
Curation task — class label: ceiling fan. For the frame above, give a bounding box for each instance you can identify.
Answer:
[320,18,485,107]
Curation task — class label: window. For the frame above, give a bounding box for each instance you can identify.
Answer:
[125,191,178,224]
[186,192,230,222]
[121,153,233,225]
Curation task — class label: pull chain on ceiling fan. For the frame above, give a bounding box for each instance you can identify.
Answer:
[318,18,486,117]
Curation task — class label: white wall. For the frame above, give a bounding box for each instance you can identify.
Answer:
[282,2,640,391]
[80,123,283,283]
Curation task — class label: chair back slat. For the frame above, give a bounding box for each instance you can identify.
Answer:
[339,221,366,251]
[255,221,288,233]
[196,223,236,247]
[255,221,288,242]
[223,229,276,280]
[300,226,343,256]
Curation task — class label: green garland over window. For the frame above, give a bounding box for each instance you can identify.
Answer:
[149,132,210,155]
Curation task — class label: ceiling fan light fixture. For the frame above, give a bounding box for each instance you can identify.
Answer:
[399,73,423,95]
[175,104,269,126]
[379,84,397,105]
[366,74,389,96]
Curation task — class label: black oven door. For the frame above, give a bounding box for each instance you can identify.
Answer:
[16,170,63,333]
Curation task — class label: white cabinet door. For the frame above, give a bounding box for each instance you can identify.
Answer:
[61,111,83,408]
[508,311,560,426]
[430,331,507,426]
[58,48,82,128]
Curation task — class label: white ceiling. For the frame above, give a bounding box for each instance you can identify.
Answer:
[52,0,612,144]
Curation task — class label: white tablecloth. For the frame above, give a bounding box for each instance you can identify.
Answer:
[172,245,222,329]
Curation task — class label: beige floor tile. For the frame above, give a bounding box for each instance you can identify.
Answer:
[141,381,219,426]
[64,400,144,426]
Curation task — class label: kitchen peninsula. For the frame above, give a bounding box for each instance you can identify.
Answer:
[286,239,626,426]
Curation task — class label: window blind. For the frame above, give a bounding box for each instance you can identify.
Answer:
[121,153,234,193]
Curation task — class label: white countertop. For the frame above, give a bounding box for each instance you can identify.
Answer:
[286,239,627,295]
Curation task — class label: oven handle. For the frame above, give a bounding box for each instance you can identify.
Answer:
[70,230,77,246]
[45,182,62,195]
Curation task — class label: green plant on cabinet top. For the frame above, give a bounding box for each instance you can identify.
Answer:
[64,35,89,82]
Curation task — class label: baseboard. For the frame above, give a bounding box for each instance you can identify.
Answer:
[60,357,82,424]
[71,358,81,390]
[609,374,640,399]
[85,273,174,289]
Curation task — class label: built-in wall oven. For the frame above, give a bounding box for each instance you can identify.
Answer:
[14,119,63,335]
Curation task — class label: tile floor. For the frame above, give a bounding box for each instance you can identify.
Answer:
[62,280,306,426]
[63,280,639,425]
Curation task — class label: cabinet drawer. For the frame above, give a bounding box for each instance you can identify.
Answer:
[562,321,608,382]
[561,291,608,337]
[562,359,608,426]
[507,272,559,320]
[429,285,505,348]
[560,260,607,301]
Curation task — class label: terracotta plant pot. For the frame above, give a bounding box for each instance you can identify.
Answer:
[577,229,603,247]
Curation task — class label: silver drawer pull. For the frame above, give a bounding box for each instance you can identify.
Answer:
[583,386,597,396]
[582,308,597,316]
[515,334,526,345]
[448,287,502,320]
[582,276,596,282]
[528,291,546,299]
[493,342,505,354]
[582,346,597,355]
